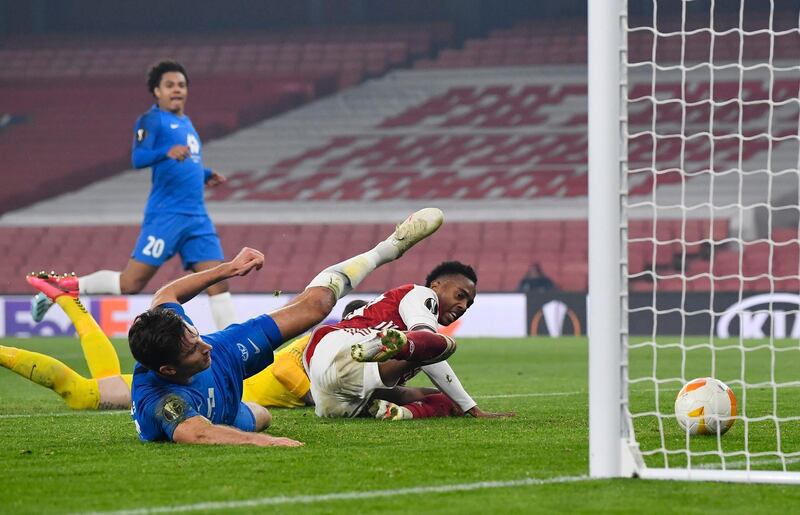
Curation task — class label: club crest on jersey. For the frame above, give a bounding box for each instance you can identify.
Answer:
[136,128,147,143]
[158,395,187,424]
[187,134,200,154]
[425,298,439,316]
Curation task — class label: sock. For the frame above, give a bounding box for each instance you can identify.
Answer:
[404,393,459,419]
[79,270,122,295]
[209,292,237,330]
[305,239,400,299]
[0,346,100,410]
[394,331,456,364]
[56,296,120,378]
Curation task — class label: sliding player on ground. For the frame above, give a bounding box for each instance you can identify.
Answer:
[0,284,365,411]
[305,261,515,420]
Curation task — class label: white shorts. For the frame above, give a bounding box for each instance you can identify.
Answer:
[307,329,392,418]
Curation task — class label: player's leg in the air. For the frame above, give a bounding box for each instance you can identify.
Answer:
[268,208,445,342]
[13,272,132,409]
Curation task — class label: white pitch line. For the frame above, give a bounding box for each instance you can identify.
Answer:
[0,410,129,420]
[77,475,592,515]
[474,391,583,399]
[0,392,581,419]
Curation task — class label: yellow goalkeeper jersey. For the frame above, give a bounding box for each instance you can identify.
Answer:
[241,334,311,409]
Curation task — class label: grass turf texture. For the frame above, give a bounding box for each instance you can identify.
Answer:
[1,336,800,514]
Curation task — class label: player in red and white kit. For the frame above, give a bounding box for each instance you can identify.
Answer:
[303,261,514,420]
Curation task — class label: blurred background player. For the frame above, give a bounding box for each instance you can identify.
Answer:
[30,60,235,330]
[304,260,515,420]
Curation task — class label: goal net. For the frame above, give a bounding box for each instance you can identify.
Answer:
[589,0,800,482]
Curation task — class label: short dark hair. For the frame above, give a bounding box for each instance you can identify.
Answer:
[128,307,186,371]
[342,299,368,318]
[425,261,478,287]
[147,60,189,95]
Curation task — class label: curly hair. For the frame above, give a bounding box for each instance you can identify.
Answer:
[425,261,478,287]
[146,60,189,95]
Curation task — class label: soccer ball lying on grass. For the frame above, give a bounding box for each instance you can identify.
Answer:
[674,377,737,436]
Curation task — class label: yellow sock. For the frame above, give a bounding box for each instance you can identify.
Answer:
[56,296,121,378]
[0,346,100,410]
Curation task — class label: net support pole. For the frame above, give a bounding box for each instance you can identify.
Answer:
[588,0,626,477]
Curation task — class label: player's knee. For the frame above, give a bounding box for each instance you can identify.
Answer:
[247,402,272,431]
[301,290,336,326]
[119,274,148,294]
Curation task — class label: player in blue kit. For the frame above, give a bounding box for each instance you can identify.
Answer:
[127,207,445,446]
[31,61,236,330]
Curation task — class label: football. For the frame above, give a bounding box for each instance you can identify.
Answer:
[674,377,737,436]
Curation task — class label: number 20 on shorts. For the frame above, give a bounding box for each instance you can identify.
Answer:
[142,235,165,258]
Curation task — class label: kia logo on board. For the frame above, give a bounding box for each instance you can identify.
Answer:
[717,293,800,338]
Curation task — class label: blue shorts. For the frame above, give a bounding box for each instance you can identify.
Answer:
[233,402,256,432]
[132,213,224,270]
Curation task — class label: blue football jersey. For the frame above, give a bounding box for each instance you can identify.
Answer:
[130,303,283,442]
[131,105,212,216]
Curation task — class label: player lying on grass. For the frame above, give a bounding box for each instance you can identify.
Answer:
[0,283,366,410]
[305,260,515,420]
[9,208,443,446]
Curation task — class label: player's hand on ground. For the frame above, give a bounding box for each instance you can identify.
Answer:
[227,247,265,277]
[167,144,191,161]
[466,406,516,418]
[259,435,304,447]
[205,170,227,188]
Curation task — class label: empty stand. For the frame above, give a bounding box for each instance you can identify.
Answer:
[414,16,798,69]
[0,77,321,215]
[0,23,455,215]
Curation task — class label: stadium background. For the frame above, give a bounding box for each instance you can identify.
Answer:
[5,1,800,512]
[0,0,796,339]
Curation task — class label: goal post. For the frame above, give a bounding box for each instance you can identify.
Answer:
[589,0,800,483]
[587,0,627,478]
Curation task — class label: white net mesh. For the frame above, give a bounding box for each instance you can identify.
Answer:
[624,0,800,474]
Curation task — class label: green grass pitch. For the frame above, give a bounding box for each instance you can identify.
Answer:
[2,336,800,514]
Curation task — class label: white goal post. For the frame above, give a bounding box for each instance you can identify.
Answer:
[589,0,800,483]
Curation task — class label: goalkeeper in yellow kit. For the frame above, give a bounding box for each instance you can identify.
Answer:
[0,277,367,411]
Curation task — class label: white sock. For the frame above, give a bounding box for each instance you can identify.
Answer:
[306,247,386,300]
[79,271,122,295]
[209,292,237,330]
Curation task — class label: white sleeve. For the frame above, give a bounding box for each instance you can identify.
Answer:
[398,285,439,331]
[421,360,477,413]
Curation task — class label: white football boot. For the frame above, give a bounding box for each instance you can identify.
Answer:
[368,399,413,420]
[385,207,444,257]
[351,328,407,362]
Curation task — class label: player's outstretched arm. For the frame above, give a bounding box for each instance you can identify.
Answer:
[172,416,303,447]
[150,247,264,308]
